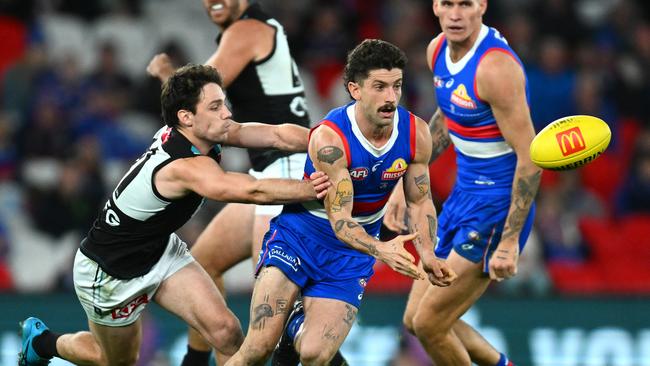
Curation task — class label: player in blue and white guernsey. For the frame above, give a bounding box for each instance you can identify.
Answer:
[18,65,331,366]
[394,1,542,366]
[225,39,456,366]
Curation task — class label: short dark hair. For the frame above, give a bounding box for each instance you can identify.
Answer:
[343,39,407,95]
[161,64,223,127]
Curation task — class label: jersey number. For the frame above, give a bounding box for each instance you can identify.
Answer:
[114,147,158,199]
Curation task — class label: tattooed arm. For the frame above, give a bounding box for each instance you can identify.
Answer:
[429,108,451,163]
[309,125,422,280]
[404,116,456,287]
[476,48,543,282]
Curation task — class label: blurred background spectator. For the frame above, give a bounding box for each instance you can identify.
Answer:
[0,0,648,364]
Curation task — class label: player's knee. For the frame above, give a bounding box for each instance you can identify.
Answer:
[402,311,416,335]
[412,312,444,343]
[299,346,334,366]
[203,314,244,355]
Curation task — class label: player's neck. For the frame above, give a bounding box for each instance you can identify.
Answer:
[355,111,393,147]
[176,127,213,155]
[447,26,482,62]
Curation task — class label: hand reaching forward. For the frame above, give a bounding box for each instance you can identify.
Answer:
[377,233,422,280]
[308,171,330,200]
[421,255,457,287]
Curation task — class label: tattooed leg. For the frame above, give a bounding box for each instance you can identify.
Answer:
[295,298,357,366]
[228,267,299,365]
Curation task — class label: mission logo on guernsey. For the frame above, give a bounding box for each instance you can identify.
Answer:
[381,158,408,180]
[450,84,477,110]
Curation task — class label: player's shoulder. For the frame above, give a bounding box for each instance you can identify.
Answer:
[222,18,272,41]
[407,112,433,163]
[427,33,445,51]
[476,28,522,75]
[476,41,523,84]
[426,33,445,68]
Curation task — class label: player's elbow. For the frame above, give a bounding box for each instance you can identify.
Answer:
[274,124,308,152]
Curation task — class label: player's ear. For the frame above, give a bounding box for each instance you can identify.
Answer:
[347,81,361,101]
[177,109,193,127]
[479,0,487,15]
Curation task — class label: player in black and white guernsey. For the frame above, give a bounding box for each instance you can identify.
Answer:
[18,65,330,366]
[147,1,328,365]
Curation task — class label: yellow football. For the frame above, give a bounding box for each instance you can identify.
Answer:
[529,115,611,171]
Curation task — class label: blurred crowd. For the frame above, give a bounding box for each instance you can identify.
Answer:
[0,0,649,295]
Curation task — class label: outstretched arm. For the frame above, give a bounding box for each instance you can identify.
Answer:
[476,51,542,282]
[223,122,310,152]
[310,125,421,280]
[155,156,329,204]
[404,116,456,287]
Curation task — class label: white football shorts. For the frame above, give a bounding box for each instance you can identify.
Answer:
[73,233,194,326]
[249,153,307,216]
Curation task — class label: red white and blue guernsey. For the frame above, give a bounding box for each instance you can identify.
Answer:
[256,101,416,306]
[431,24,536,269]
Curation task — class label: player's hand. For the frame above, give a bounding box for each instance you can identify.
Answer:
[146,53,174,80]
[380,233,422,280]
[488,241,519,282]
[308,171,330,200]
[383,185,408,233]
[421,255,456,287]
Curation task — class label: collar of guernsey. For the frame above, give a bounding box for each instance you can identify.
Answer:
[432,24,530,159]
[159,127,222,160]
[301,102,416,225]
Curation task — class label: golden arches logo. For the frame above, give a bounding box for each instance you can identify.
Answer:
[555,127,586,156]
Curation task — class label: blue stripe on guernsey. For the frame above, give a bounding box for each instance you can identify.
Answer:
[432,24,530,194]
[280,101,416,254]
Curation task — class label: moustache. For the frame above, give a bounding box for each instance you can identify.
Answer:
[378,104,396,113]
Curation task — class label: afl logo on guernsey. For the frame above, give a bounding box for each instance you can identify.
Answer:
[350,167,369,180]
[450,84,477,109]
[382,158,408,180]
[434,76,443,88]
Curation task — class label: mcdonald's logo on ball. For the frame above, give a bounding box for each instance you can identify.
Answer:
[555,127,586,156]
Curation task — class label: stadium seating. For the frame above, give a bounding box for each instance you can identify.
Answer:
[548,214,650,294]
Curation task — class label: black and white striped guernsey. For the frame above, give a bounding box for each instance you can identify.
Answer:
[217,3,310,171]
[80,127,221,279]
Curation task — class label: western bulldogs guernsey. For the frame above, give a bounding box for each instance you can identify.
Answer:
[218,3,310,171]
[81,127,220,279]
[278,102,416,256]
[432,24,529,195]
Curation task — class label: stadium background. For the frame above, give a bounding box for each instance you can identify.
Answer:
[0,0,649,365]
